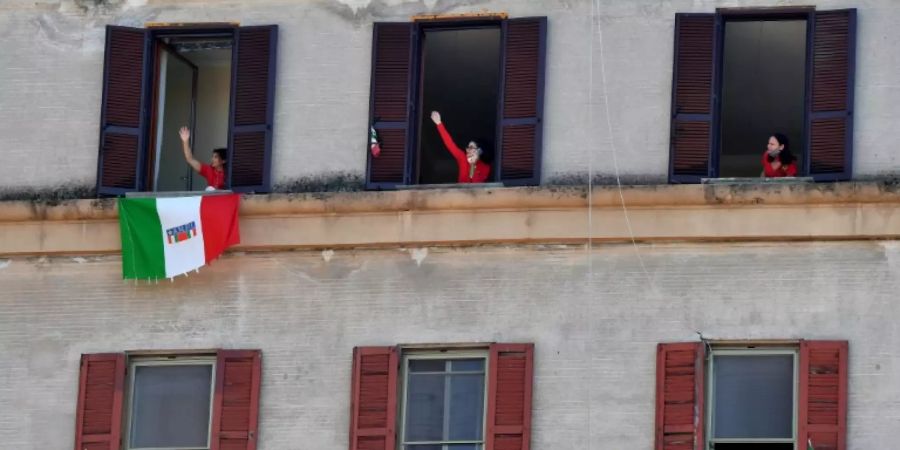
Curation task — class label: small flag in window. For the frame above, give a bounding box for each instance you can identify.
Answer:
[370,126,381,158]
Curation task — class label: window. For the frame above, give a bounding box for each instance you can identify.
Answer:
[708,350,797,449]
[366,17,547,189]
[348,344,533,450]
[73,350,261,450]
[96,24,277,196]
[654,341,848,450]
[668,8,856,182]
[126,357,216,449]
[401,353,487,450]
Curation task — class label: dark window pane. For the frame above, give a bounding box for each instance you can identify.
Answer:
[451,359,484,372]
[130,364,213,448]
[405,446,442,450]
[713,354,794,439]
[714,444,793,450]
[406,373,445,441]
[448,374,485,440]
[406,446,481,450]
[410,359,447,372]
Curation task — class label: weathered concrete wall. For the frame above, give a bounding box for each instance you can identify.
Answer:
[1,241,899,449]
[0,0,897,191]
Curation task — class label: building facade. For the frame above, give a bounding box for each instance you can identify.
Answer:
[2,1,900,450]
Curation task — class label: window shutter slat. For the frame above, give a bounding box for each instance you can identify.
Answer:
[74,353,125,450]
[486,343,534,450]
[210,350,262,450]
[366,23,415,189]
[669,14,718,183]
[349,347,398,450]
[229,26,278,193]
[497,18,546,186]
[654,342,704,450]
[807,10,856,181]
[97,26,149,196]
[798,341,848,450]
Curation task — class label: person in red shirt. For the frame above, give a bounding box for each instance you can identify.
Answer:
[179,126,226,190]
[762,133,798,178]
[429,111,491,183]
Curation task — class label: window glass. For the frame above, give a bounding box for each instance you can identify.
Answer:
[130,364,213,448]
[404,357,486,449]
[713,354,794,439]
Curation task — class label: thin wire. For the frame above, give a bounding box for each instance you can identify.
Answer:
[591,1,655,287]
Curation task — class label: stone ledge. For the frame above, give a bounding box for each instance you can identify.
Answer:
[2,181,900,256]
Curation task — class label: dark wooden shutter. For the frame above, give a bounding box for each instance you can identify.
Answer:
[798,341,848,450]
[485,343,534,450]
[806,10,856,181]
[229,26,278,193]
[497,18,547,186]
[654,342,705,450]
[669,14,718,183]
[348,346,399,450]
[74,353,125,450]
[96,26,149,196]
[366,23,416,189]
[211,350,262,450]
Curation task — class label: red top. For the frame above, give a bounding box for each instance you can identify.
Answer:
[762,151,798,177]
[199,164,226,189]
[436,123,491,183]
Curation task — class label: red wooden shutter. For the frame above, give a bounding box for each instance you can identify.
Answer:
[669,14,718,183]
[806,10,856,181]
[73,353,126,450]
[229,26,278,193]
[348,346,399,450]
[366,23,416,189]
[485,343,534,450]
[654,342,705,450]
[96,26,149,196]
[497,18,547,186]
[210,350,262,450]
[798,340,848,450]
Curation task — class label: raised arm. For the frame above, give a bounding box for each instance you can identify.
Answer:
[430,111,465,161]
[179,126,202,173]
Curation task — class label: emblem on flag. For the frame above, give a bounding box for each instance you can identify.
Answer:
[166,221,197,244]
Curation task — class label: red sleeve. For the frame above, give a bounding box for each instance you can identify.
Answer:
[436,123,466,162]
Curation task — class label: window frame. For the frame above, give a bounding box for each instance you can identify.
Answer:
[411,19,504,186]
[398,349,490,450]
[714,9,814,179]
[124,355,218,450]
[705,346,799,449]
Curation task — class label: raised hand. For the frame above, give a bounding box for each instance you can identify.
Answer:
[179,126,190,142]
[430,111,441,125]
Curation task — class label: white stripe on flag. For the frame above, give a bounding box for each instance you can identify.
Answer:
[157,196,206,278]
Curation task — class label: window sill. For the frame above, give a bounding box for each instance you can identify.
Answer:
[394,182,505,190]
[701,177,814,184]
[3,181,900,256]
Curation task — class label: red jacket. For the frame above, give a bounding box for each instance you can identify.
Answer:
[436,123,491,183]
[762,151,797,178]
[199,164,226,189]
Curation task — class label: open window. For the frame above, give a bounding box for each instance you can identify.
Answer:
[366,17,547,189]
[73,350,261,450]
[348,343,534,450]
[668,8,856,182]
[654,341,848,450]
[96,24,277,196]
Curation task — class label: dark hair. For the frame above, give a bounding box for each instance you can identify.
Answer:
[767,133,796,165]
[213,148,227,162]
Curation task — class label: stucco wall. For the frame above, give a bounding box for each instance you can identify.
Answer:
[1,241,899,449]
[0,0,897,191]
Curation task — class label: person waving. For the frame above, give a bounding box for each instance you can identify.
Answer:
[430,111,491,183]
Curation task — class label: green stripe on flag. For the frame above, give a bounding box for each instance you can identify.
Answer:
[118,198,166,280]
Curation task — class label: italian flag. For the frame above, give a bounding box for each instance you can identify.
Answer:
[118,194,240,280]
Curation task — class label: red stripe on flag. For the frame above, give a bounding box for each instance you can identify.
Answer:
[199,194,241,264]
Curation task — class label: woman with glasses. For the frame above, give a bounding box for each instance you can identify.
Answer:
[430,111,491,183]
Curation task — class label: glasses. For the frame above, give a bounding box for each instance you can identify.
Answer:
[467,144,478,149]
